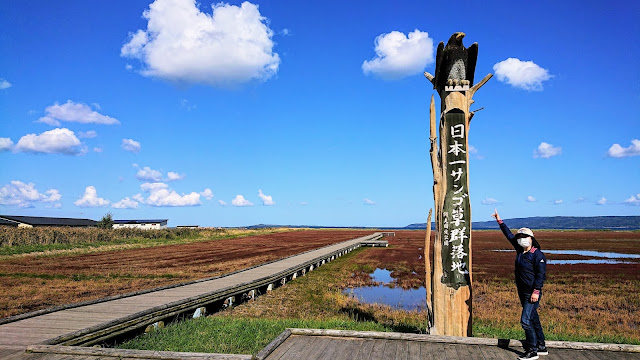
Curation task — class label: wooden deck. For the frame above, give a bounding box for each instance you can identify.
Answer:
[0,233,386,357]
[260,329,640,360]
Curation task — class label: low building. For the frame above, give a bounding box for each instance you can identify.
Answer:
[112,219,168,230]
[0,215,97,228]
[176,225,199,229]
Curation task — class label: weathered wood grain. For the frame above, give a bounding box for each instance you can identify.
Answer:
[263,334,640,360]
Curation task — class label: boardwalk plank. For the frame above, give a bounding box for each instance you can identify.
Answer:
[381,339,397,360]
[311,336,341,360]
[348,338,370,360]
[367,339,386,360]
[304,337,333,360]
[330,337,361,360]
[263,335,297,360]
[406,340,420,360]
[275,335,308,360]
[395,339,409,360]
[443,343,458,360]
[352,338,376,360]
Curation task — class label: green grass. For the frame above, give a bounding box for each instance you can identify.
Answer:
[117,316,392,355]
[473,320,640,345]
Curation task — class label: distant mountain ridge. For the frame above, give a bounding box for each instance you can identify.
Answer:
[245,216,640,230]
[404,216,640,230]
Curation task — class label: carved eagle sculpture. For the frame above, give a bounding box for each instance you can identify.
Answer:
[433,32,478,91]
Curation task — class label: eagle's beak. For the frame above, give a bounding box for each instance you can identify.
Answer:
[456,32,465,41]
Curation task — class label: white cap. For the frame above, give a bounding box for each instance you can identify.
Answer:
[517,227,534,237]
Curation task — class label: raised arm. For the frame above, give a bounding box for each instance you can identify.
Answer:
[492,209,520,251]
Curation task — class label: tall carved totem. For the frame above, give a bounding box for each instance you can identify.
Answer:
[424,32,492,336]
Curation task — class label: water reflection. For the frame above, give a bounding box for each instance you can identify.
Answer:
[343,268,426,311]
[492,249,640,265]
[543,250,640,259]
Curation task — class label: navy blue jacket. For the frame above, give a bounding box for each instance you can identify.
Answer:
[499,222,547,296]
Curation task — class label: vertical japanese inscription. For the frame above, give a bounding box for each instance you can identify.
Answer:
[440,110,471,289]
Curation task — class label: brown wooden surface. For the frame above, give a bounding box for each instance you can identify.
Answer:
[265,335,640,360]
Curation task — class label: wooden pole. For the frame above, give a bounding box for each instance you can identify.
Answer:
[423,32,492,337]
[424,208,433,331]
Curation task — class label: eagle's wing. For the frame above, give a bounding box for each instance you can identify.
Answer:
[467,42,478,85]
[433,41,445,89]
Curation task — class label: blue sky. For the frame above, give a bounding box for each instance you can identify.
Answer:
[1,0,638,227]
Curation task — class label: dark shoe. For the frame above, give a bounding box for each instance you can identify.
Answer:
[537,345,548,355]
[518,350,539,360]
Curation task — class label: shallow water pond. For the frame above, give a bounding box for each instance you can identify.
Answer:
[343,268,426,311]
[493,249,640,265]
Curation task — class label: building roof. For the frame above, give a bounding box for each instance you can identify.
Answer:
[0,215,97,227]
[0,218,19,226]
[113,219,168,224]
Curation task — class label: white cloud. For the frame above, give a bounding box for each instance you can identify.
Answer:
[0,79,12,89]
[201,188,214,200]
[596,197,607,205]
[0,138,13,151]
[180,99,196,111]
[0,181,61,208]
[122,138,141,153]
[112,197,139,209]
[121,0,280,87]
[14,128,83,155]
[258,189,275,205]
[139,182,201,207]
[93,147,103,153]
[37,100,119,126]
[167,171,185,181]
[363,198,376,205]
[607,139,640,158]
[576,197,587,203]
[527,196,536,202]
[481,197,500,205]
[553,199,564,205]
[534,142,562,159]
[218,200,228,206]
[74,186,110,207]
[493,58,552,91]
[362,30,434,80]
[624,194,640,206]
[78,130,97,139]
[136,166,163,182]
[231,194,254,207]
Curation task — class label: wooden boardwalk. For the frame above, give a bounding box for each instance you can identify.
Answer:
[260,329,640,360]
[0,233,386,359]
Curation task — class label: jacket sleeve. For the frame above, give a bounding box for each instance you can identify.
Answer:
[499,221,521,251]
[532,251,547,292]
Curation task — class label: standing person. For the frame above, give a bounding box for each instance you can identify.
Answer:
[491,209,548,360]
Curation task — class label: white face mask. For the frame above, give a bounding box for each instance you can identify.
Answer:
[517,237,531,248]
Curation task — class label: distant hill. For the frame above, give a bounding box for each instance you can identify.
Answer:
[242,216,640,230]
[404,216,640,230]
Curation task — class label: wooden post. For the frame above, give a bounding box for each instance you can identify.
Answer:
[424,209,433,331]
[424,32,492,337]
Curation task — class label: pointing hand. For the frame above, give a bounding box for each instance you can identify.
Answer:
[491,209,501,221]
